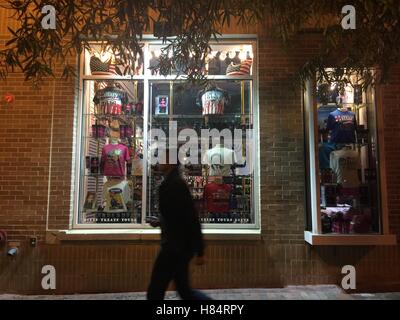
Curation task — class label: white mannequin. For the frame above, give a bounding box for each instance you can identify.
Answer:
[203,143,237,177]
[336,96,348,112]
[110,137,119,145]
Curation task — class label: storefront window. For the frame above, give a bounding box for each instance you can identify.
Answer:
[78,79,144,225]
[147,80,254,226]
[305,71,382,237]
[74,38,259,229]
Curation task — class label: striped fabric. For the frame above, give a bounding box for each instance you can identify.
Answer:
[90,56,117,76]
[201,90,227,115]
[226,59,253,76]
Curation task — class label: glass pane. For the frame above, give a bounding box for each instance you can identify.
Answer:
[84,44,144,77]
[78,80,144,225]
[146,43,254,77]
[316,79,381,234]
[207,44,254,76]
[146,80,255,226]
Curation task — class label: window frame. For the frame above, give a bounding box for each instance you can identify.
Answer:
[303,76,396,246]
[70,35,261,233]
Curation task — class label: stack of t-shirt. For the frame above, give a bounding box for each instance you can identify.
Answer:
[330,148,360,188]
[102,179,131,212]
[204,183,232,213]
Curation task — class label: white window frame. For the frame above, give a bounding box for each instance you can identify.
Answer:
[303,77,396,246]
[69,35,261,234]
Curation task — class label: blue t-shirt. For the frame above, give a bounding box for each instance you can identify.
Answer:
[327,109,357,144]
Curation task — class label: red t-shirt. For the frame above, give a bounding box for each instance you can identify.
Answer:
[204,183,232,213]
[101,144,130,177]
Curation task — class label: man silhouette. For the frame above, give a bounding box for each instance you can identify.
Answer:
[147,149,211,300]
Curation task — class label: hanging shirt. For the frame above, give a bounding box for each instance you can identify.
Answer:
[93,86,128,115]
[327,109,357,144]
[101,144,130,177]
[197,88,229,115]
[203,145,237,177]
[330,148,361,188]
[204,183,233,213]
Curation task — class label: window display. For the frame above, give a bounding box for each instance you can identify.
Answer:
[310,73,382,235]
[79,79,144,225]
[146,79,254,226]
[76,39,258,229]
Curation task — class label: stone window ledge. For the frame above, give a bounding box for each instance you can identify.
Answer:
[46,229,262,243]
[304,231,397,246]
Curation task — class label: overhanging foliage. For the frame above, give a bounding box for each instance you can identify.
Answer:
[0,0,399,88]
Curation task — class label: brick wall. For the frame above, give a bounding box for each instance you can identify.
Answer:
[0,59,75,243]
[381,66,400,235]
[0,8,400,294]
[258,33,322,243]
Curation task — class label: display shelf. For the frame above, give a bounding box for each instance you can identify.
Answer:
[84,174,139,178]
[304,231,397,246]
[83,136,143,140]
[83,114,144,121]
[150,114,253,119]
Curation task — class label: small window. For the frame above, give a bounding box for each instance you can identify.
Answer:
[304,71,383,238]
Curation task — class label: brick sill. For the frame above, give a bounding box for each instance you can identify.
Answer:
[304,231,397,246]
[46,229,262,243]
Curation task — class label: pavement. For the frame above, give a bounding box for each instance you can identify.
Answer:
[1,285,400,300]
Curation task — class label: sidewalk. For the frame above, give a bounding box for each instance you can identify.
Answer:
[1,285,400,300]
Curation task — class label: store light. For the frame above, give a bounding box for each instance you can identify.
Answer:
[100,51,113,62]
[154,50,161,58]
[239,50,246,61]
